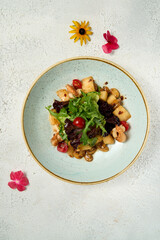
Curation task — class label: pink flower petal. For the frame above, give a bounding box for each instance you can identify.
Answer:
[106,30,118,44]
[16,185,26,192]
[110,42,119,50]
[108,35,118,44]
[20,176,29,186]
[10,171,16,180]
[102,43,113,54]
[14,171,24,180]
[8,181,17,189]
[103,33,107,41]
[106,30,111,41]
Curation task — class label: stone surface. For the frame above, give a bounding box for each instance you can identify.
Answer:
[0,0,160,239]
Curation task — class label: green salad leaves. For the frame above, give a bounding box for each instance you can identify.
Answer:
[46,91,107,146]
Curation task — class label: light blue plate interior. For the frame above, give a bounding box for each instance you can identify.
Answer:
[23,58,148,183]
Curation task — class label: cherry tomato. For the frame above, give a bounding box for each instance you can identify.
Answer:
[120,121,130,131]
[57,141,68,153]
[73,79,82,89]
[73,117,85,129]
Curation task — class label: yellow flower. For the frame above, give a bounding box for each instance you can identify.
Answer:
[69,21,93,46]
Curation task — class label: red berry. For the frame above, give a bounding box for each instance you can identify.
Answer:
[73,79,82,89]
[73,117,85,129]
[57,141,68,153]
[120,121,130,131]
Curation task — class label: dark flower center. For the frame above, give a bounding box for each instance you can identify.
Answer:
[79,28,85,35]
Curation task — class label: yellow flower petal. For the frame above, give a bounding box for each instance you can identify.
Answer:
[83,35,87,44]
[69,30,77,33]
[70,33,77,39]
[74,37,79,43]
[86,31,93,35]
[70,25,77,30]
[75,29,80,34]
[85,27,91,31]
[72,21,80,28]
[84,21,89,28]
[80,37,83,46]
[81,21,86,28]
[85,35,91,41]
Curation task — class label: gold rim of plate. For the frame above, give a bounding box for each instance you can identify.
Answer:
[21,56,150,185]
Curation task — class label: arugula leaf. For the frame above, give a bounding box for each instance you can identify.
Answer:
[80,118,97,146]
[94,118,107,135]
[45,106,69,124]
[87,92,100,101]
[59,123,68,141]
[45,106,59,118]
[68,97,81,115]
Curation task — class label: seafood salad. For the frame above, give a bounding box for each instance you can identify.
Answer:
[46,76,131,162]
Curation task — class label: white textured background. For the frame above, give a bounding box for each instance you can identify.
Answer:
[1,0,160,239]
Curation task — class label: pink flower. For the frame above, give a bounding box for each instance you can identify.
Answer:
[102,30,119,54]
[8,171,29,191]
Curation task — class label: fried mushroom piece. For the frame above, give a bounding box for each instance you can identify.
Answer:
[73,149,86,159]
[96,141,109,152]
[84,154,93,162]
